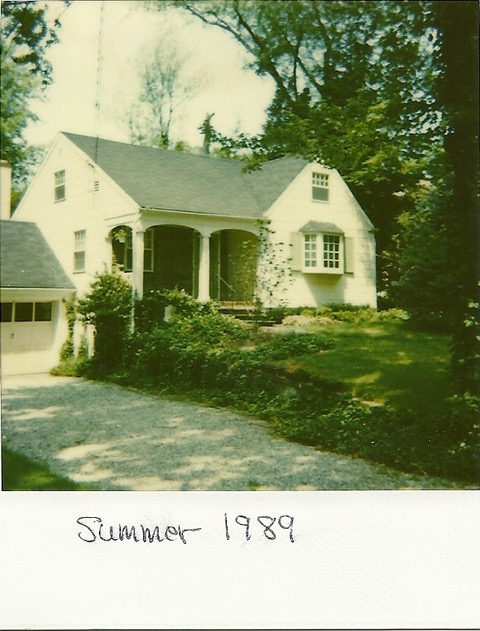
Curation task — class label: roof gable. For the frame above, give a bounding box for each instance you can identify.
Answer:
[62,132,308,218]
[0,220,74,289]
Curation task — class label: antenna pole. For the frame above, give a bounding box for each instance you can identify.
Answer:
[94,0,106,164]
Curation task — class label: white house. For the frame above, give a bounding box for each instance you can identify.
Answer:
[12,132,377,309]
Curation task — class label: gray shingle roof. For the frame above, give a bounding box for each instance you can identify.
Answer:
[0,220,75,289]
[299,221,344,234]
[63,132,308,217]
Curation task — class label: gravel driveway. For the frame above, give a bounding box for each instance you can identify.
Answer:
[2,374,458,490]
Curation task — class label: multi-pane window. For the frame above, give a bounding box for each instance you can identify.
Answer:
[312,172,329,202]
[74,230,86,272]
[0,302,53,322]
[304,234,317,268]
[299,233,343,273]
[323,234,340,269]
[54,170,66,202]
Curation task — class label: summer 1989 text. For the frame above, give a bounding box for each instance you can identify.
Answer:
[76,514,295,544]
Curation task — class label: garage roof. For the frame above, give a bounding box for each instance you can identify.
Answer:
[0,220,75,289]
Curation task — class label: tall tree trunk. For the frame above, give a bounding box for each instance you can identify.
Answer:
[434,1,479,393]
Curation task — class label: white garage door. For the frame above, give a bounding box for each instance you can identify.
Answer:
[1,301,57,375]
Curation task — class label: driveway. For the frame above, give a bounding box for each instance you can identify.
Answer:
[1,374,457,490]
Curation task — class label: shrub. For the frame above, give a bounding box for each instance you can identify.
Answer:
[296,303,408,324]
[255,332,334,360]
[321,303,378,322]
[134,290,167,333]
[270,393,479,483]
[161,288,218,319]
[51,354,90,377]
[77,271,132,374]
[127,304,250,389]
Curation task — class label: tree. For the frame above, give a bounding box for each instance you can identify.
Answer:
[429,1,479,393]
[0,1,68,189]
[146,1,438,293]
[125,37,202,148]
[392,161,454,330]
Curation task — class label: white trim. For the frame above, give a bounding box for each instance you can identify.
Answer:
[141,206,263,223]
[301,232,344,275]
[0,288,75,294]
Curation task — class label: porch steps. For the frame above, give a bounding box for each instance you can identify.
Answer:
[218,305,277,326]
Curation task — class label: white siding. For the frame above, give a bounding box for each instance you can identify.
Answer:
[265,164,377,308]
[13,135,138,297]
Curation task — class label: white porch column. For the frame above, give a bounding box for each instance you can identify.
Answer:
[132,229,144,300]
[197,232,211,302]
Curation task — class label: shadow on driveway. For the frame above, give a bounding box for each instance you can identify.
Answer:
[1,374,457,490]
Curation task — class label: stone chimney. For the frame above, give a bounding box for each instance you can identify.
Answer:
[0,160,12,220]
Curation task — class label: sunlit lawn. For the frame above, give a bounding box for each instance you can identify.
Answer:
[2,445,95,491]
[288,320,451,418]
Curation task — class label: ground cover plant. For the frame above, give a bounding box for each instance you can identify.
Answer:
[58,288,479,486]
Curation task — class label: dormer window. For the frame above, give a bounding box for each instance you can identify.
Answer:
[54,170,66,202]
[312,172,329,202]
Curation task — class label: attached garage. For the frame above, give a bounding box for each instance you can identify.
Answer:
[1,220,75,376]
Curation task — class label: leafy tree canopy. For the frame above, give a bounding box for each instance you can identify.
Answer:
[0,1,68,187]
[148,1,438,165]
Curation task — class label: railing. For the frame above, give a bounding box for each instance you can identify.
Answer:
[218,276,236,296]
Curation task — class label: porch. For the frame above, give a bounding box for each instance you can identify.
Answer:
[109,223,259,304]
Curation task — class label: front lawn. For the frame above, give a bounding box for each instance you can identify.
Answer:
[286,320,452,419]
[2,445,95,491]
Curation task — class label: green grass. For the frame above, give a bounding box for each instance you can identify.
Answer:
[2,445,96,491]
[286,320,452,418]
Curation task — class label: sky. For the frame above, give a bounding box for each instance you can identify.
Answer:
[25,0,275,150]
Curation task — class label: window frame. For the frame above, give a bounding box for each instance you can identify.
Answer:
[0,302,13,322]
[34,302,53,322]
[54,169,66,202]
[302,232,344,274]
[312,172,329,202]
[112,228,154,273]
[73,229,86,273]
[1,302,54,323]
[14,302,34,322]
[143,228,154,272]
